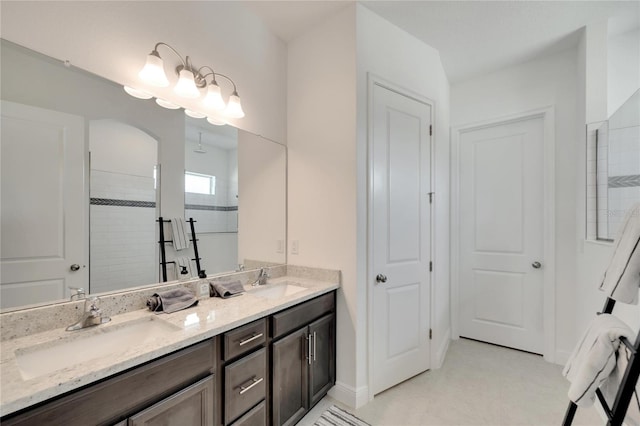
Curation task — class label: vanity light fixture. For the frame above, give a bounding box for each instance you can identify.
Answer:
[207,116,227,126]
[155,98,180,110]
[123,86,153,100]
[184,109,207,119]
[131,42,245,118]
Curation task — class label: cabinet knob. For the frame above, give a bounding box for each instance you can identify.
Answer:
[376,274,387,283]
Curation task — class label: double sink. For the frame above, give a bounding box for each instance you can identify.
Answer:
[14,282,306,381]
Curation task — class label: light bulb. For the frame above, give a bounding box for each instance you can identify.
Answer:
[202,81,226,110]
[174,69,200,99]
[225,91,245,118]
[138,51,169,87]
[123,86,153,99]
[207,116,227,126]
[185,109,206,119]
[155,98,180,109]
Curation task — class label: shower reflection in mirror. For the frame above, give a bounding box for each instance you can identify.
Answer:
[89,119,159,293]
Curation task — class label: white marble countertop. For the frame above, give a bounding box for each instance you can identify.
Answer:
[0,276,338,416]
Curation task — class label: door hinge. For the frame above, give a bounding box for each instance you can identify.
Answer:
[429,125,433,136]
[429,329,433,340]
[428,192,434,204]
[429,261,433,272]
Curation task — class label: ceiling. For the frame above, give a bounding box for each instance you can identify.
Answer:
[245,0,640,84]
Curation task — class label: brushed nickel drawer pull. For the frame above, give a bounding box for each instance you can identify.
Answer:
[239,333,263,346]
[313,331,317,362]
[307,334,312,365]
[239,377,264,395]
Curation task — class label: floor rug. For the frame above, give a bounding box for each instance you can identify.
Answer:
[313,405,371,426]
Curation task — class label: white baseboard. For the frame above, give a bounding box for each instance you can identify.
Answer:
[434,328,451,369]
[328,381,369,409]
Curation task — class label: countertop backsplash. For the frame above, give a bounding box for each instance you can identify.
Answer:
[0,264,300,341]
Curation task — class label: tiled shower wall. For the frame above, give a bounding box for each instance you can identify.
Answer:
[607,124,640,237]
[90,170,157,293]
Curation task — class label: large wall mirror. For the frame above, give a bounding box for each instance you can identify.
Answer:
[0,39,286,311]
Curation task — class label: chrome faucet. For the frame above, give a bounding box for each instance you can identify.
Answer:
[66,297,111,331]
[252,268,270,286]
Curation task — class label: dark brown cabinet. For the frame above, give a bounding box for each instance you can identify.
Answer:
[272,312,335,426]
[2,291,336,426]
[128,375,215,426]
[2,340,216,426]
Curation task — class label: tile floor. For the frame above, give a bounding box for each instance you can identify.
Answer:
[300,338,602,425]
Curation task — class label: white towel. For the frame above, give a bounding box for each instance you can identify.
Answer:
[171,218,190,251]
[563,314,634,407]
[599,203,640,304]
[175,256,193,279]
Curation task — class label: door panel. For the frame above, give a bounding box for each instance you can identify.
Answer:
[1,101,86,308]
[308,314,334,406]
[371,84,431,395]
[459,117,544,353]
[272,328,308,426]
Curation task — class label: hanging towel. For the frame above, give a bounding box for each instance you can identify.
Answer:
[171,218,190,251]
[209,280,245,299]
[599,202,640,304]
[146,288,198,314]
[175,256,193,280]
[563,314,634,407]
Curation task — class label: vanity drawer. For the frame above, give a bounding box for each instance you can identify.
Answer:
[224,347,266,425]
[271,292,334,339]
[224,318,266,361]
[230,400,266,426]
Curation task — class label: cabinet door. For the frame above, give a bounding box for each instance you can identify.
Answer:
[271,328,309,426]
[128,375,215,426]
[308,314,335,406]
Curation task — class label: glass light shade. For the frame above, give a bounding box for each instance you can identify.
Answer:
[207,116,227,126]
[155,98,180,109]
[123,86,153,99]
[225,92,245,118]
[174,69,200,99]
[185,109,206,119]
[202,82,226,110]
[138,53,169,87]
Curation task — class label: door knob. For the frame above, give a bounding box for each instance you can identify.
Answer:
[532,261,542,269]
[70,264,81,272]
[376,274,387,283]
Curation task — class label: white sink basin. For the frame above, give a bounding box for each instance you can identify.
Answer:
[250,283,306,300]
[15,317,180,380]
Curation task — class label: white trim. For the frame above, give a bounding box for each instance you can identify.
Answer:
[366,73,436,402]
[434,328,451,369]
[450,105,556,362]
[328,382,370,409]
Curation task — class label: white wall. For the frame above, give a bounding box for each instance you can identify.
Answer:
[0,1,287,144]
[451,48,579,362]
[288,4,451,408]
[288,4,359,406]
[356,1,451,385]
[238,131,287,266]
[608,27,640,116]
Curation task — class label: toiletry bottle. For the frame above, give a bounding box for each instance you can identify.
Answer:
[180,266,190,281]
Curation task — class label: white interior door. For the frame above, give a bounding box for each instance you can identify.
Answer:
[1,101,87,309]
[458,116,544,353]
[371,83,431,395]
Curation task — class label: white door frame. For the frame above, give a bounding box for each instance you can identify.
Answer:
[366,73,436,402]
[450,106,556,363]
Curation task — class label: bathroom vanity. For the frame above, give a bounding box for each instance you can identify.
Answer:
[0,273,338,426]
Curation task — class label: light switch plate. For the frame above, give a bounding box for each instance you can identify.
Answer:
[292,240,299,255]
